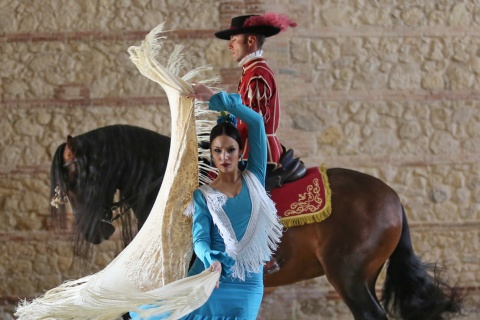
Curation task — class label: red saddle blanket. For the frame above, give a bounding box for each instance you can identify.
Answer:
[270,166,332,228]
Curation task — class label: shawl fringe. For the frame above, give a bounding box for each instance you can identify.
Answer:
[195,171,282,281]
[16,22,219,320]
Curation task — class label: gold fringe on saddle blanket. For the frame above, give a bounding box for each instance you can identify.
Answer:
[270,165,332,228]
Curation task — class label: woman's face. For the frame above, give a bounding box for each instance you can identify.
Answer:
[211,134,241,174]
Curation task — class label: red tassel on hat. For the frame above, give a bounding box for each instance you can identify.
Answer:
[243,12,297,31]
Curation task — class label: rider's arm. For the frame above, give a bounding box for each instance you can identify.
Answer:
[246,76,273,123]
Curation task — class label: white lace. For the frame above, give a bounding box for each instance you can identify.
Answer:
[238,50,264,67]
[186,170,283,281]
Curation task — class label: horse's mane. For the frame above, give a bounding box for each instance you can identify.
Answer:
[51,125,170,261]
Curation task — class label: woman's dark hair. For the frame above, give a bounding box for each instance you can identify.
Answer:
[209,122,243,150]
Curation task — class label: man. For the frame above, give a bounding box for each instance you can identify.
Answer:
[213,13,301,274]
[214,13,300,189]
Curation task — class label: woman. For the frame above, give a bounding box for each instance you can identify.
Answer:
[130,84,282,319]
[181,83,282,319]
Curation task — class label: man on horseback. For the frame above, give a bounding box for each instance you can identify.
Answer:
[214,13,306,190]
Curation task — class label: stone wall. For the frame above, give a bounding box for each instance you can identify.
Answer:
[1,0,479,319]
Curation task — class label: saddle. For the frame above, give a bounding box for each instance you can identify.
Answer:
[265,146,307,192]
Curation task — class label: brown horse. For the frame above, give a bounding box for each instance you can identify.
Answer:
[50,124,462,320]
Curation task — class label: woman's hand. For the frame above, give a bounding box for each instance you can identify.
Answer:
[188,83,215,102]
[209,260,222,289]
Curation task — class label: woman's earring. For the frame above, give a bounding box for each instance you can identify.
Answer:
[210,155,214,167]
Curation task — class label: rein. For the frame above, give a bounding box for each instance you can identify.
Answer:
[101,175,165,225]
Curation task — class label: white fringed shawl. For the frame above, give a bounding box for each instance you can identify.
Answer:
[16,23,220,320]
[186,170,283,281]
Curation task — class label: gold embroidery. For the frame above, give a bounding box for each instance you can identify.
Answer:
[284,178,323,216]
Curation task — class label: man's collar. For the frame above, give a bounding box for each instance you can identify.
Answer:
[238,50,264,67]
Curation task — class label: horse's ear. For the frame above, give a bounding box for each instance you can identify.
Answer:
[64,135,76,162]
[66,135,76,153]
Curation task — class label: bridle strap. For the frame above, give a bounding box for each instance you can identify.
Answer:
[101,175,165,224]
[63,159,77,168]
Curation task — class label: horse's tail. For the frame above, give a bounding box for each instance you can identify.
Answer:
[382,206,463,320]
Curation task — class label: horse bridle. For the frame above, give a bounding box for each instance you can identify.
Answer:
[50,144,77,208]
[63,159,77,168]
[100,174,165,227]
[101,201,128,226]
[61,143,115,225]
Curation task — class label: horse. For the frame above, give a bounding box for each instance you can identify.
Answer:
[50,124,463,320]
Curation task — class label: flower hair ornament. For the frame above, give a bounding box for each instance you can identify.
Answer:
[217,111,238,127]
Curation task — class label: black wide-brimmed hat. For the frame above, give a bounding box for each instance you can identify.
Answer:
[214,13,296,40]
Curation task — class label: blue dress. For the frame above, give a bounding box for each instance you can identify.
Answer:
[183,92,267,320]
[130,92,268,320]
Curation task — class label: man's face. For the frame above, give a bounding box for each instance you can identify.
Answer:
[228,34,253,62]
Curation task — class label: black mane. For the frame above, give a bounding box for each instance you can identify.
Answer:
[50,125,170,260]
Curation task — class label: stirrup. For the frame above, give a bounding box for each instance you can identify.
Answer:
[264,259,280,275]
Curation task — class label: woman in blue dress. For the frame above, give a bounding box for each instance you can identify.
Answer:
[130,84,282,320]
[181,83,282,319]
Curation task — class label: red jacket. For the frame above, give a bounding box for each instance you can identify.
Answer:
[237,58,282,166]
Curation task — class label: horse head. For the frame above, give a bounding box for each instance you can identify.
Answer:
[50,125,170,258]
[51,134,116,249]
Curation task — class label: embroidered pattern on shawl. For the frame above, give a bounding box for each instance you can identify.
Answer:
[185,170,282,281]
[15,23,222,320]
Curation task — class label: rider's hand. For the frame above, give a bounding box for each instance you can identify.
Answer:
[188,83,215,102]
[209,260,222,289]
